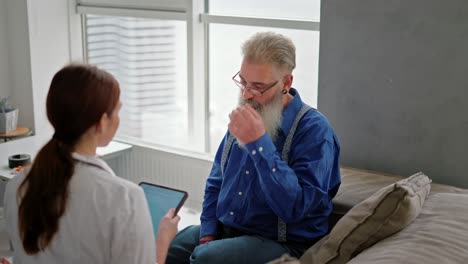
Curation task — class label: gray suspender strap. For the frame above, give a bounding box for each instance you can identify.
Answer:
[220,104,312,241]
[221,134,235,175]
[281,105,312,163]
[277,104,311,242]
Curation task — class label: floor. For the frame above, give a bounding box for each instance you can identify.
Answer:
[178,205,202,230]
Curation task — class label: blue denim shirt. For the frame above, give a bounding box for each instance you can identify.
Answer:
[201,88,341,242]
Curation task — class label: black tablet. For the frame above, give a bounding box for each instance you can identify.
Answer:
[139,182,188,237]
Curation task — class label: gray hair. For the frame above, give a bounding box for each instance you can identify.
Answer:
[241,32,296,73]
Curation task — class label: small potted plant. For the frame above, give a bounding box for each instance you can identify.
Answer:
[0,96,18,134]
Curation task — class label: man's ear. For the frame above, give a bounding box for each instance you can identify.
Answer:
[283,74,293,89]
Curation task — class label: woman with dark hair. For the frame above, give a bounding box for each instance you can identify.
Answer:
[3,64,179,264]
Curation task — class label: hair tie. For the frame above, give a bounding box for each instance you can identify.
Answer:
[52,132,75,146]
[52,132,62,141]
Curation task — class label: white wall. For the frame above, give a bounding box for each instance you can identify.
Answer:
[0,0,11,99]
[26,0,73,136]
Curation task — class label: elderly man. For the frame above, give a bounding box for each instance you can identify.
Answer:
[167,32,341,264]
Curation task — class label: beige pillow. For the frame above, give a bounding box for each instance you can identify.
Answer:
[300,172,431,264]
[347,193,468,264]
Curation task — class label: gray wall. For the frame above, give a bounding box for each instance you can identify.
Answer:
[6,0,34,131]
[0,0,11,98]
[0,0,71,137]
[318,0,468,187]
[0,0,35,131]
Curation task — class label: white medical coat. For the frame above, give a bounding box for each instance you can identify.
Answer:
[4,152,156,264]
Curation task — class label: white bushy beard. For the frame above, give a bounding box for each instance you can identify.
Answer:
[237,91,283,148]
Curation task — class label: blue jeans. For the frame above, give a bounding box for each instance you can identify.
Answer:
[166,225,313,264]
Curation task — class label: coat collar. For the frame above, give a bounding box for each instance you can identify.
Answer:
[71,152,115,176]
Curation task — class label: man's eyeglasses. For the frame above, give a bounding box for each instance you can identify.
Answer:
[232,71,279,96]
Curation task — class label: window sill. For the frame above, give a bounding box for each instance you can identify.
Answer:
[113,136,215,163]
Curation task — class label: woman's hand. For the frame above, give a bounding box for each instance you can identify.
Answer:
[156,208,181,264]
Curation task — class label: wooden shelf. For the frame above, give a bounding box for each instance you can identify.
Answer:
[0,126,31,142]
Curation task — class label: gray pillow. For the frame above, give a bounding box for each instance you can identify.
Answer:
[300,172,431,264]
[347,192,468,264]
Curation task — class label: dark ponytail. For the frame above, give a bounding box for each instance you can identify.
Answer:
[18,139,75,253]
[17,64,120,254]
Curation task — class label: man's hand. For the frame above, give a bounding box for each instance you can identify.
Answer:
[228,104,266,144]
[0,258,11,264]
[199,235,216,244]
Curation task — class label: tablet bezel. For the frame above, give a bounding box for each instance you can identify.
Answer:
[138,181,188,215]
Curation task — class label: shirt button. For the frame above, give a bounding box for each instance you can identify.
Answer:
[230,211,234,216]
[272,168,276,172]
[245,170,250,175]
[252,150,256,155]
[259,147,263,152]
[238,192,243,196]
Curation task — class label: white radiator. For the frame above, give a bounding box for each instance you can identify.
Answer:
[104,145,213,210]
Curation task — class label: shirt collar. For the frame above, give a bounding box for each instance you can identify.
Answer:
[71,152,115,176]
[280,88,303,135]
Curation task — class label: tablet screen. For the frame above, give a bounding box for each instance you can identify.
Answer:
[139,182,188,237]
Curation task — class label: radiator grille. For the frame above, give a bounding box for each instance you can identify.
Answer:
[104,145,212,210]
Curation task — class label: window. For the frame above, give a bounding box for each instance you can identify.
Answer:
[85,15,191,150]
[210,0,320,21]
[78,0,320,155]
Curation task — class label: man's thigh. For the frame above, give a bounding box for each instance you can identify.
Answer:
[167,225,201,264]
[190,235,289,264]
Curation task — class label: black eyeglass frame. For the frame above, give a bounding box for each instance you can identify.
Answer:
[232,71,280,96]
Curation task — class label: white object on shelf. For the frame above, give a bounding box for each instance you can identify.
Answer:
[0,109,18,134]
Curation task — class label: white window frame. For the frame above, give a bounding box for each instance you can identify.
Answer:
[69,0,320,155]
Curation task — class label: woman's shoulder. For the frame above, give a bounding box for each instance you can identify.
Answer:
[70,154,144,207]
[73,159,142,197]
